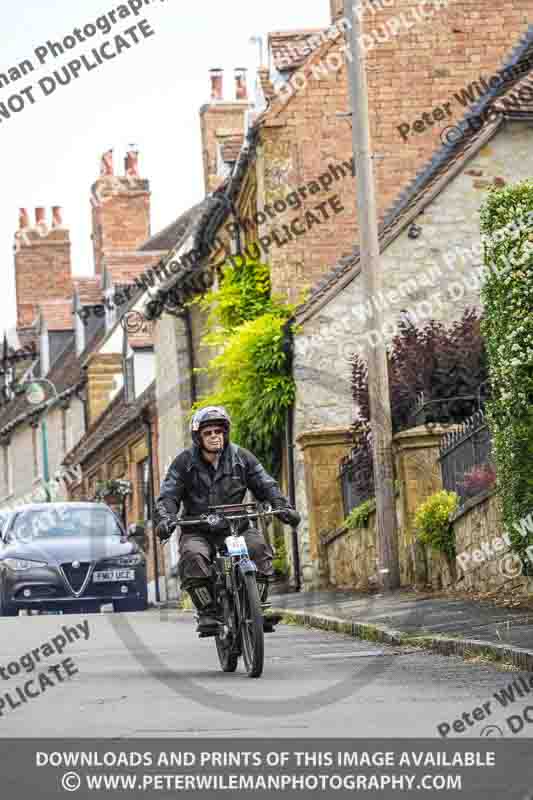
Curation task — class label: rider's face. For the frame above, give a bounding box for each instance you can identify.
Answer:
[199,426,225,453]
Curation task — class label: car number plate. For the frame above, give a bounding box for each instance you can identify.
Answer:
[93,569,135,583]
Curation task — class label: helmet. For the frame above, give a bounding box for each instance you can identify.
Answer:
[190,406,231,447]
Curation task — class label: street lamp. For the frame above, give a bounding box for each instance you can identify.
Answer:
[24,379,58,502]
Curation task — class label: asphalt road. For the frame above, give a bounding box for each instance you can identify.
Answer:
[1,608,532,739]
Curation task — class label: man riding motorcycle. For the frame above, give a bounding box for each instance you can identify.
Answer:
[155,406,300,634]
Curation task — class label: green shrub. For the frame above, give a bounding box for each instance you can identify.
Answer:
[344,498,377,530]
[191,256,296,476]
[480,181,533,557]
[414,490,459,560]
[272,530,289,576]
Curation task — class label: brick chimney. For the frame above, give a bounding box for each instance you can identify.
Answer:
[210,68,224,101]
[330,0,344,22]
[90,148,151,277]
[235,68,248,100]
[200,70,250,193]
[14,206,73,329]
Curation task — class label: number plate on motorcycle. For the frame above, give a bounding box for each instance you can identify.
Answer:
[225,536,248,556]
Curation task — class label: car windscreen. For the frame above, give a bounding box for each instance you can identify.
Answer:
[9,507,124,543]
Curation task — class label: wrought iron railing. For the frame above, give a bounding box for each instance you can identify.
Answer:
[339,445,374,517]
[439,410,495,505]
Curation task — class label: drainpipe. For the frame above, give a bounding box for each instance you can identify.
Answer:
[141,408,160,603]
[282,317,301,593]
[183,308,197,405]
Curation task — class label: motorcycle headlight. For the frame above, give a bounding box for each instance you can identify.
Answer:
[3,558,47,571]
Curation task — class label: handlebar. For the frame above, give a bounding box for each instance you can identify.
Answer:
[172,502,293,529]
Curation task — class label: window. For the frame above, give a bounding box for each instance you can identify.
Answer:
[1,445,12,498]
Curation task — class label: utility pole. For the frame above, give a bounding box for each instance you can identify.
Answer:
[343,0,400,591]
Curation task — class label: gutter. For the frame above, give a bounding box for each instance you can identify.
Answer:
[282,316,301,593]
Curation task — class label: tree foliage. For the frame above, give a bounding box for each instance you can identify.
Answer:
[480,181,533,557]
[350,312,488,496]
[192,255,296,476]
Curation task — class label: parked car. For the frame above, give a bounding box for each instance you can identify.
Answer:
[0,502,148,616]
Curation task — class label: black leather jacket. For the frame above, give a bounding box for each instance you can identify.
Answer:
[156,442,289,535]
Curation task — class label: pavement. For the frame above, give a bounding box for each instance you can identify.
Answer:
[269,588,533,670]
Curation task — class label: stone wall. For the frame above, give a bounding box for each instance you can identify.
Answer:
[453,491,532,597]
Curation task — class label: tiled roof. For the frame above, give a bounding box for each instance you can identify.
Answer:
[38,299,74,331]
[139,203,206,253]
[269,29,326,72]
[148,194,225,297]
[296,28,533,322]
[64,382,155,467]
[0,337,79,435]
[103,252,164,285]
[221,134,244,163]
[0,322,106,436]
[73,277,103,306]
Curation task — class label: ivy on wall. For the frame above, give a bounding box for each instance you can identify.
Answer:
[480,181,533,558]
[190,255,297,476]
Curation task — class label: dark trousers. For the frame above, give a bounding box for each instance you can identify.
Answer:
[178,527,274,587]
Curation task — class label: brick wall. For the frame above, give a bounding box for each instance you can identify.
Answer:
[258,0,531,300]
[86,353,123,427]
[200,101,248,193]
[91,175,151,276]
[14,211,73,328]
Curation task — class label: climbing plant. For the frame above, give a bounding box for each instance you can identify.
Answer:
[191,255,297,476]
[480,180,533,557]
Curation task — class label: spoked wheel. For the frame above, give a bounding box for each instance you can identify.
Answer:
[215,591,239,672]
[239,572,264,678]
[215,634,239,672]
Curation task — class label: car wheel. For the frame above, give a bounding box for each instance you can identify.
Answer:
[0,587,18,617]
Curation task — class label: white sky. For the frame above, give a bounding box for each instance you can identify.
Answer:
[0,0,329,332]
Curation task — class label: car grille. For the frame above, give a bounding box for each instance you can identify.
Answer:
[61,562,91,594]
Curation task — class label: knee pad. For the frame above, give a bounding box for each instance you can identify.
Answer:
[183,578,214,611]
[256,576,269,603]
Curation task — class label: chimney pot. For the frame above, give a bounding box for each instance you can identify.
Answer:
[100,149,114,176]
[19,208,30,229]
[235,68,248,100]
[35,207,46,225]
[52,206,63,227]
[210,69,224,101]
[125,149,140,177]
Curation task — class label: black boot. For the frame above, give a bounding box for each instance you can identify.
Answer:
[185,582,219,635]
[257,577,281,633]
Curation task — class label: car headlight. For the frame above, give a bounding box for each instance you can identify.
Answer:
[3,558,47,571]
[103,554,144,567]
